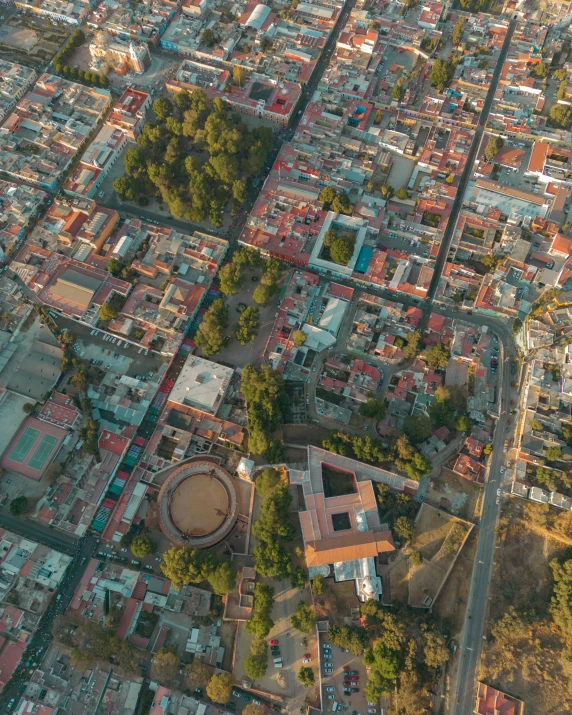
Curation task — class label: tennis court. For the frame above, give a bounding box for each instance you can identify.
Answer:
[9,427,40,464]
[28,434,59,471]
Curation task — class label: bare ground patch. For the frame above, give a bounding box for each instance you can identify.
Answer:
[480,499,572,713]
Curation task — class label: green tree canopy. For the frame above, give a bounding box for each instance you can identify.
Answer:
[10,496,33,517]
[291,602,316,633]
[194,298,228,357]
[219,263,243,296]
[235,305,260,345]
[403,415,433,444]
[256,467,282,497]
[292,329,307,346]
[330,234,356,266]
[207,672,232,704]
[425,343,450,369]
[130,535,155,558]
[298,666,315,687]
[549,104,571,129]
[430,59,452,91]
[484,135,504,162]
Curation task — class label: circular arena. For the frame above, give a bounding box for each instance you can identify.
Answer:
[157,458,238,548]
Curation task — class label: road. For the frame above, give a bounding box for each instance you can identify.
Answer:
[426,20,518,714]
[0,510,80,555]
[0,520,99,709]
[427,19,517,303]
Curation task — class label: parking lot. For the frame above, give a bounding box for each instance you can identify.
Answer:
[55,317,163,377]
[319,636,373,715]
[376,230,430,258]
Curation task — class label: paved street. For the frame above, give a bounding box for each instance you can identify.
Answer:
[0,517,99,709]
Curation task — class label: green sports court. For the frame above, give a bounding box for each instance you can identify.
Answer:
[1,418,66,481]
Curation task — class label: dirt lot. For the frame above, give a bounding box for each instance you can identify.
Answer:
[281,423,333,447]
[0,15,68,66]
[426,467,483,520]
[480,499,572,713]
[314,579,360,624]
[386,504,472,608]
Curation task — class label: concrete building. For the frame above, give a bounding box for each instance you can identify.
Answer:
[169,356,233,416]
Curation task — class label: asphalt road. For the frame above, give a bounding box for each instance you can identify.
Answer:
[427,19,516,303]
[0,521,99,709]
[0,510,79,555]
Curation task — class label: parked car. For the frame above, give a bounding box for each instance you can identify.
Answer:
[270,639,279,645]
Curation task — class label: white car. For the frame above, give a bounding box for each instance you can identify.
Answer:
[325,687,335,692]
[497,488,502,496]
[303,658,311,663]
[500,466,505,473]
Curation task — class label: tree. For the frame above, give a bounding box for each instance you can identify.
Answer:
[329,625,369,655]
[546,446,562,462]
[291,565,307,590]
[160,546,215,589]
[381,185,394,199]
[99,301,120,322]
[312,574,326,595]
[512,317,522,335]
[360,396,387,420]
[265,439,286,464]
[252,283,273,306]
[452,18,465,45]
[456,415,471,432]
[244,638,268,680]
[531,419,543,431]
[319,186,337,208]
[254,540,292,579]
[106,258,122,276]
[291,602,316,633]
[330,234,356,266]
[394,516,414,543]
[185,661,213,690]
[23,402,35,415]
[292,330,307,346]
[410,550,422,566]
[532,60,548,78]
[550,558,572,636]
[130,534,155,558]
[484,135,504,162]
[209,561,237,595]
[235,306,259,345]
[549,104,572,129]
[233,66,246,87]
[201,29,217,47]
[421,626,449,669]
[150,648,179,685]
[331,192,353,215]
[298,666,315,687]
[70,371,89,392]
[430,59,451,91]
[244,583,274,638]
[207,672,232,704]
[403,452,432,480]
[396,187,409,200]
[194,298,228,357]
[374,109,383,124]
[256,467,281,497]
[10,496,32,517]
[425,344,450,369]
[219,263,243,296]
[393,84,403,101]
[243,704,265,715]
[364,642,400,699]
[403,415,433,443]
[402,329,422,358]
[554,68,567,82]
